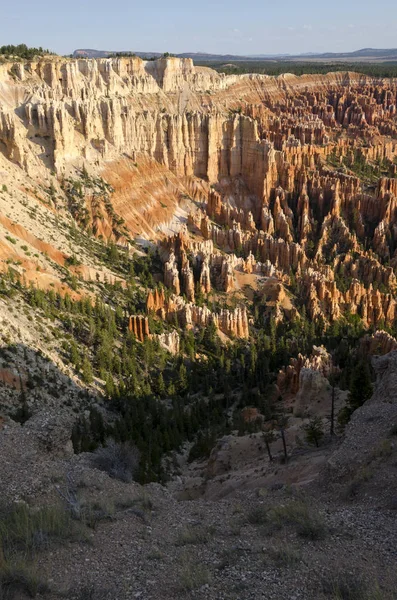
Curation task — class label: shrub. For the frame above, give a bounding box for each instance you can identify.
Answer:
[0,503,77,556]
[65,255,81,267]
[92,441,140,483]
[217,546,246,570]
[147,548,163,560]
[79,501,115,530]
[0,503,80,599]
[178,562,211,591]
[175,526,214,546]
[269,501,327,540]
[321,572,369,600]
[341,467,372,500]
[246,506,268,525]
[115,495,153,524]
[389,423,397,437]
[265,544,301,567]
[0,562,48,598]
[373,439,393,458]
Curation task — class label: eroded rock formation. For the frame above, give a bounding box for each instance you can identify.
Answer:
[1,56,397,338]
[277,345,333,397]
[359,330,397,357]
[128,315,150,342]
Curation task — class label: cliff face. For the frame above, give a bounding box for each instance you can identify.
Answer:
[327,349,397,497]
[1,58,395,180]
[1,56,397,339]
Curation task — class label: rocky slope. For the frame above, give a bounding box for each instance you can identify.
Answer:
[0,344,396,600]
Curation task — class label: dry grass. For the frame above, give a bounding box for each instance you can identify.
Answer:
[178,561,211,591]
[264,543,302,567]
[0,502,84,598]
[175,525,215,547]
[321,571,389,600]
[246,500,327,541]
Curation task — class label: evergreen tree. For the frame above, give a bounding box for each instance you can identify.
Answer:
[69,340,81,369]
[303,416,324,447]
[348,360,373,410]
[157,373,166,397]
[81,355,94,384]
[105,374,116,398]
[177,363,188,394]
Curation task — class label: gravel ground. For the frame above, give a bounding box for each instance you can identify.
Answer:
[27,471,396,600]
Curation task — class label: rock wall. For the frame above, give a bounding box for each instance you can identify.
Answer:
[328,349,397,482]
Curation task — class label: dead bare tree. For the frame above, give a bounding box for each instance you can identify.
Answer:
[262,430,275,462]
[55,472,81,519]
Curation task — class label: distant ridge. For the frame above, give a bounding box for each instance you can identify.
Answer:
[73,47,397,62]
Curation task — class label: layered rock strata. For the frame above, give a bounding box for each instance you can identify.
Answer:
[1,57,397,335]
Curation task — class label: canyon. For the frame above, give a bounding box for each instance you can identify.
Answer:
[0,54,397,599]
[2,57,397,339]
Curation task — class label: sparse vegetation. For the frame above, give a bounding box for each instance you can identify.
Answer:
[178,561,211,591]
[321,571,387,600]
[268,501,327,540]
[0,502,83,598]
[246,499,327,540]
[264,543,301,567]
[303,416,325,447]
[91,441,140,483]
[175,525,214,546]
[247,506,269,525]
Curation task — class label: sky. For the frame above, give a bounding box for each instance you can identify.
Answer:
[0,0,396,56]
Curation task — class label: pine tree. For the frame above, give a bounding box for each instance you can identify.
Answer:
[105,374,115,398]
[303,416,324,447]
[81,355,94,384]
[348,360,373,410]
[177,363,188,394]
[157,373,166,397]
[69,340,81,369]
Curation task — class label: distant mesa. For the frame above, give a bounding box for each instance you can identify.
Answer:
[72,47,397,63]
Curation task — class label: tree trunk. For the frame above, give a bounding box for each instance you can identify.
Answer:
[330,384,335,436]
[281,428,288,461]
[265,439,273,462]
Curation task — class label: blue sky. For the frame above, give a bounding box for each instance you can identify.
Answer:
[1,0,396,56]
